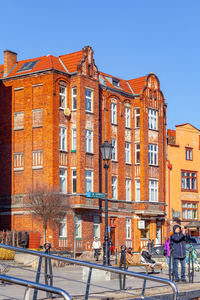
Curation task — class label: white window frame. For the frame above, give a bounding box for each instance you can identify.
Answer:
[149,180,158,202]
[85,129,93,153]
[125,107,131,128]
[59,168,67,193]
[71,168,77,194]
[32,150,43,169]
[71,128,76,151]
[135,179,140,202]
[13,152,24,171]
[59,126,67,151]
[135,108,140,128]
[85,88,93,112]
[148,144,158,165]
[125,142,131,164]
[72,87,77,111]
[111,176,117,199]
[126,179,131,201]
[59,85,67,109]
[85,170,93,193]
[74,215,82,238]
[93,216,100,238]
[111,138,117,161]
[135,143,140,164]
[148,109,158,130]
[59,216,67,238]
[111,102,117,124]
[126,218,131,239]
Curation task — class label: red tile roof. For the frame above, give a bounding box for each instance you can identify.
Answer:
[167,129,176,138]
[128,76,146,94]
[0,48,148,96]
[59,50,83,73]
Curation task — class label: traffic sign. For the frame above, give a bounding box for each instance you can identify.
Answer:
[86,192,105,199]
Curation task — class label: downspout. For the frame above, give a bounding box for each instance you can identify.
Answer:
[167,160,172,230]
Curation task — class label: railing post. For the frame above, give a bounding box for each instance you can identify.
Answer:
[85,267,92,300]
[24,286,31,300]
[141,279,146,299]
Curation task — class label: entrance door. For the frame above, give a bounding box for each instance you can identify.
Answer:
[110,227,115,254]
[156,227,162,246]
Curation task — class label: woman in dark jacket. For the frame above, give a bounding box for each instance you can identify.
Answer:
[170,225,190,282]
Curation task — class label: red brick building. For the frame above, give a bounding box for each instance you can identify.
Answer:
[0,47,167,251]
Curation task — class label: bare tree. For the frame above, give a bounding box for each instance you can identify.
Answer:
[28,188,69,245]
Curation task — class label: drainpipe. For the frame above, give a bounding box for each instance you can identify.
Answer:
[167,160,172,234]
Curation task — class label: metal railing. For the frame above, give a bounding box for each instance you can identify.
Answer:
[0,274,71,300]
[0,244,178,300]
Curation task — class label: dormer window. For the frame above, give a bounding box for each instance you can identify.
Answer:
[112,78,120,88]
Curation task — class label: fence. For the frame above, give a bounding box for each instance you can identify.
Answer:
[0,244,178,300]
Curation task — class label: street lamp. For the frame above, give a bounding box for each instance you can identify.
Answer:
[100,140,113,266]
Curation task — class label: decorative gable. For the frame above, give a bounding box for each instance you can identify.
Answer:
[77,46,98,80]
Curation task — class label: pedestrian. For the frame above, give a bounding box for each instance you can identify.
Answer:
[147,239,154,254]
[141,245,156,267]
[92,237,101,261]
[170,225,190,282]
[164,237,173,271]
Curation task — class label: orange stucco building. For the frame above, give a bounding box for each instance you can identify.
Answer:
[167,123,200,236]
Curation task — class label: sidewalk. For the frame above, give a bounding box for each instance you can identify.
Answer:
[0,258,199,299]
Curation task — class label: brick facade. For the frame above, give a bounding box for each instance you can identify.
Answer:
[0,47,167,251]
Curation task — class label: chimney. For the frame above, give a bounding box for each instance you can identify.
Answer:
[4,50,17,75]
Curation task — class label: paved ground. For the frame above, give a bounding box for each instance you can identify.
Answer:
[0,257,199,300]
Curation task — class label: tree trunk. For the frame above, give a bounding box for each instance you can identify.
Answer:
[43,219,47,245]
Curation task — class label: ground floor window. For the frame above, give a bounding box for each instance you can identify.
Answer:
[59,216,67,238]
[74,215,82,238]
[126,218,131,239]
[93,216,100,238]
[140,220,150,239]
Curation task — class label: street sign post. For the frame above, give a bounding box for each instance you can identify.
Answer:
[86,192,105,199]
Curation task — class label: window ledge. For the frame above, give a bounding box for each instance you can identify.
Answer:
[112,160,118,163]
[59,150,68,153]
[125,162,132,166]
[71,150,76,153]
[181,189,198,193]
[59,107,65,111]
[14,168,24,171]
[33,166,43,170]
[14,128,24,131]
[111,123,118,126]
[149,164,159,167]
[148,128,159,132]
[125,127,131,130]
[85,111,94,115]
[86,152,94,156]
[71,109,77,112]
[75,237,82,240]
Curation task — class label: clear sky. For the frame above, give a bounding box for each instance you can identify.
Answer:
[1,0,199,130]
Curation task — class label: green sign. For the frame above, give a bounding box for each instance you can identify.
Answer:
[86,192,105,199]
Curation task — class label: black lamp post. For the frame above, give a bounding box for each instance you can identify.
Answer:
[100,140,113,266]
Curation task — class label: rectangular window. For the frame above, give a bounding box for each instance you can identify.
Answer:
[32,150,43,169]
[135,143,140,164]
[126,218,131,239]
[74,215,82,238]
[181,171,197,191]
[85,129,93,153]
[135,180,140,201]
[182,202,198,220]
[72,87,77,110]
[185,148,193,161]
[33,109,43,128]
[125,107,131,128]
[149,180,158,202]
[59,216,67,238]
[59,168,67,193]
[59,85,67,109]
[93,216,100,238]
[59,127,67,151]
[13,153,24,170]
[85,88,93,112]
[112,176,117,199]
[126,179,131,201]
[72,169,77,194]
[148,144,158,165]
[85,170,93,193]
[111,102,117,124]
[125,142,131,163]
[71,128,76,151]
[14,112,24,130]
[148,109,158,130]
[135,108,140,128]
[111,138,117,161]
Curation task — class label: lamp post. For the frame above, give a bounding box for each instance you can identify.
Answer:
[100,140,113,266]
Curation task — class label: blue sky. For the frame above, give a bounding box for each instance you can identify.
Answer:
[1,0,199,129]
